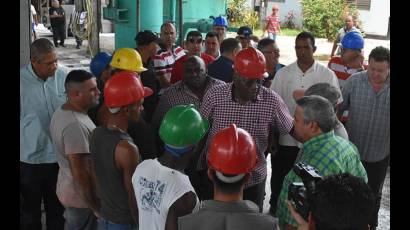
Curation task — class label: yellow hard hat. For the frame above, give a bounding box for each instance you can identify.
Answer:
[110,48,147,73]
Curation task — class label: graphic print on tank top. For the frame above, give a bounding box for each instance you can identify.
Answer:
[138,177,167,214]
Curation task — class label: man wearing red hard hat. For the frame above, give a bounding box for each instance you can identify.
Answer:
[89,71,152,229]
[179,124,279,230]
[196,47,299,212]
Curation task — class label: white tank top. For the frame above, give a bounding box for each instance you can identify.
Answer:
[132,159,199,230]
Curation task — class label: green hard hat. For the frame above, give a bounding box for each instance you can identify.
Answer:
[159,104,209,147]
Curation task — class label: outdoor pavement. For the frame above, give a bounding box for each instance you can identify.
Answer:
[39,32,390,230]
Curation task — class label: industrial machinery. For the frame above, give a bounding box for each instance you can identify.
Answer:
[103,0,236,49]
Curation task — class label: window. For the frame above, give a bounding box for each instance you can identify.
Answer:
[355,0,371,11]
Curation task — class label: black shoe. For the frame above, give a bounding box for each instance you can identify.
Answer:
[60,44,66,47]
[76,45,80,49]
[54,44,59,47]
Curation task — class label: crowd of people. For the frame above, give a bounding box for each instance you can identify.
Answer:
[21,8,389,230]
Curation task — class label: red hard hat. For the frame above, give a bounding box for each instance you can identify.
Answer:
[208,124,258,175]
[104,71,153,108]
[234,47,267,79]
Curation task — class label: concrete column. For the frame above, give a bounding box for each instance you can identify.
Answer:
[88,0,100,56]
[20,0,31,68]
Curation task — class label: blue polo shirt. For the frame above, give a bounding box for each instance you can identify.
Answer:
[20,64,67,164]
[207,56,234,83]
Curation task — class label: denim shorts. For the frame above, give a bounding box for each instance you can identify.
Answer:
[64,207,97,230]
[97,218,138,230]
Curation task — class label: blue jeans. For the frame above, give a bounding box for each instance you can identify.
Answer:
[97,218,138,230]
[268,32,277,41]
[64,207,97,230]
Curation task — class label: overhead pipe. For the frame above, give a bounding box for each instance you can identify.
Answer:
[137,0,140,32]
[170,0,176,23]
[178,0,183,46]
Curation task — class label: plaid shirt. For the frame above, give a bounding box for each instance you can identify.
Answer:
[276,131,368,228]
[199,83,294,188]
[340,71,390,162]
[151,77,225,127]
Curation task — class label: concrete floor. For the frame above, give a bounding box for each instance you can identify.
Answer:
[39,33,390,230]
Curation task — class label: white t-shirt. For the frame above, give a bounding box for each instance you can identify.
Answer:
[30,4,37,23]
[132,159,199,230]
[271,61,342,147]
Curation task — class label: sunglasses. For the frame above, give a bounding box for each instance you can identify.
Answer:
[188,38,203,44]
[238,36,250,40]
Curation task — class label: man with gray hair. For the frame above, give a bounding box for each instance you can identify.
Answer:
[293,82,348,140]
[20,38,66,230]
[275,95,367,230]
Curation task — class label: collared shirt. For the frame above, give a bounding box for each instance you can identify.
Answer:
[340,71,390,162]
[152,46,185,76]
[179,200,279,230]
[199,83,294,187]
[207,55,234,83]
[20,64,67,164]
[152,77,225,127]
[271,61,341,147]
[276,131,368,228]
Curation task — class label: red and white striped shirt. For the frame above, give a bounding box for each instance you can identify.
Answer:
[153,46,185,76]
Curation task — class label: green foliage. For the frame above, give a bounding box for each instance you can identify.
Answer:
[227,0,260,30]
[300,0,359,40]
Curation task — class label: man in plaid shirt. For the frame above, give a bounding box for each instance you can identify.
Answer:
[152,56,224,155]
[197,47,297,212]
[276,95,367,229]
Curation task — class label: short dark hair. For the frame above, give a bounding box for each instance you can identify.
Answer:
[30,38,55,61]
[160,21,175,31]
[309,173,375,230]
[296,31,316,47]
[186,30,202,40]
[135,30,158,47]
[205,31,219,41]
[211,171,247,194]
[64,69,94,92]
[257,38,276,51]
[220,38,241,54]
[369,46,390,65]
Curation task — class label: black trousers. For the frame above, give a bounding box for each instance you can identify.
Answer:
[20,162,65,230]
[362,155,390,230]
[52,25,66,46]
[269,145,300,211]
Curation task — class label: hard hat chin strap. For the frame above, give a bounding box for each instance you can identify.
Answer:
[215,171,245,183]
[164,144,194,158]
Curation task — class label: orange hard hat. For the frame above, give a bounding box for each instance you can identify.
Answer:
[234,47,267,79]
[208,124,258,175]
[104,71,153,108]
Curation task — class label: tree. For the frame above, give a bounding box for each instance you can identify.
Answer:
[301,0,359,40]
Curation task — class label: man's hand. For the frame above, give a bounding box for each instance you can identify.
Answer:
[286,200,309,230]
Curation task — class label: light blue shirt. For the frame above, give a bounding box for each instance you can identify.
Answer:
[20,64,67,164]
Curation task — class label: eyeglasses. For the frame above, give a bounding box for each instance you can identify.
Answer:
[238,36,250,40]
[188,38,203,44]
[38,59,58,66]
[263,50,280,55]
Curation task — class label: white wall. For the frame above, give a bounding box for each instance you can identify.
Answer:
[266,0,303,29]
[358,0,390,36]
[20,0,31,68]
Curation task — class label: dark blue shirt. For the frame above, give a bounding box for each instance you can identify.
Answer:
[207,56,234,83]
